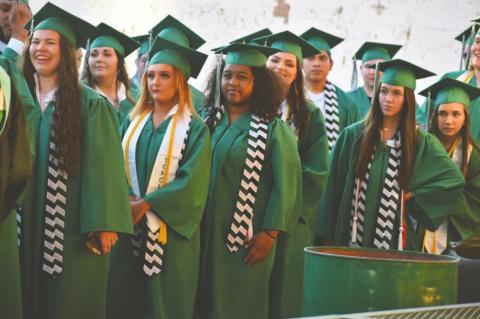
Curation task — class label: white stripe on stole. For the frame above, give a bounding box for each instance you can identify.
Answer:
[456,70,475,84]
[122,105,191,232]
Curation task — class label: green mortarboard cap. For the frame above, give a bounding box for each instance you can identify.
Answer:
[150,15,205,49]
[455,22,480,44]
[215,43,279,67]
[148,35,207,79]
[378,59,435,90]
[30,2,95,47]
[90,23,139,57]
[132,34,150,56]
[211,28,272,53]
[252,30,319,61]
[419,77,480,110]
[300,27,343,53]
[354,41,402,63]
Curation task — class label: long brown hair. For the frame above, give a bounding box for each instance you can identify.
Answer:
[286,57,309,140]
[81,49,134,104]
[355,85,417,189]
[429,104,477,176]
[23,33,82,174]
[130,65,193,119]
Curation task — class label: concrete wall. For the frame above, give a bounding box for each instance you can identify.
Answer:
[30,0,479,96]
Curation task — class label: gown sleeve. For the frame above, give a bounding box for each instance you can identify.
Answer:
[79,92,133,235]
[408,132,465,231]
[261,120,302,234]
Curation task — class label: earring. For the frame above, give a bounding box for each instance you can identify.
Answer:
[148,96,153,105]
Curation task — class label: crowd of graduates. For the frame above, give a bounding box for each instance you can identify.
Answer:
[1,1,480,319]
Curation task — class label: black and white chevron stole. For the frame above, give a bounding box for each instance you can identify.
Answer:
[226,114,269,252]
[324,81,340,151]
[16,205,23,247]
[350,132,402,250]
[43,131,67,276]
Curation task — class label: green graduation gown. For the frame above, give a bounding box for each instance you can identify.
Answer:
[347,86,371,120]
[418,145,480,247]
[23,84,133,319]
[320,121,465,251]
[107,113,211,319]
[269,102,329,318]
[197,111,302,319]
[0,59,31,319]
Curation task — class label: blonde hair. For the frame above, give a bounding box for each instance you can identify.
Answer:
[130,65,195,119]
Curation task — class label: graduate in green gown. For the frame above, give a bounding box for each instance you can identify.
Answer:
[259,30,329,318]
[131,15,207,110]
[197,42,302,319]
[347,42,402,119]
[130,34,149,95]
[81,23,139,125]
[21,3,133,319]
[417,20,480,131]
[0,0,31,63]
[106,35,211,319]
[0,57,31,319]
[300,27,359,151]
[319,59,465,251]
[418,78,480,253]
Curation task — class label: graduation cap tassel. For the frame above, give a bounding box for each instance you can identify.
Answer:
[459,34,466,71]
[351,57,358,90]
[214,54,223,109]
[147,30,153,60]
[425,90,432,132]
[465,23,476,70]
[80,38,90,79]
[29,15,34,39]
[372,61,381,101]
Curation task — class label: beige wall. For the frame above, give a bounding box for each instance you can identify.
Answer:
[30,0,479,96]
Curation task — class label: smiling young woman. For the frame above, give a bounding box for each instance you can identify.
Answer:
[20,3,133,319]
[258,30,329,318]
[319,59,465,252]
[81,23,139,125]
[419,77,480,254]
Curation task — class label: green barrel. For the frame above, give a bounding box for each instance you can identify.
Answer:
[303,246,458,316]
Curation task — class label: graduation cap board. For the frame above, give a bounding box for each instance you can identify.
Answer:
[300,27,343,53]
[150,15,205,50]
[350,41,402,89]
[419,77,480,110]
[211,28,273,52]
[214,42,279,67]
[132,34,150,56]
[252,30,319,62]
[90,23,139,57]
[354,42,402,64]
[148,35,207,79]
[378,59,435,90]
[29,2,95,48]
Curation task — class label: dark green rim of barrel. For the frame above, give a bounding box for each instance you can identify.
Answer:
[305,246,459,264]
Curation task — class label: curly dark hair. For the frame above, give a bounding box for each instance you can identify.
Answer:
[286,58,310,140]
[23,33,82,174]
[81,49,134,104]
[204,58,283,130]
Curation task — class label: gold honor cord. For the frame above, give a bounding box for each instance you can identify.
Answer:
[125,111,179,245]
[157,113,179,245]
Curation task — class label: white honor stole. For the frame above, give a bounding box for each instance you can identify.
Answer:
[457,70,475,85]
[123,105,192,244]
[423,140,472,254]
[0,65,11,135]
[279,99,297,135]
